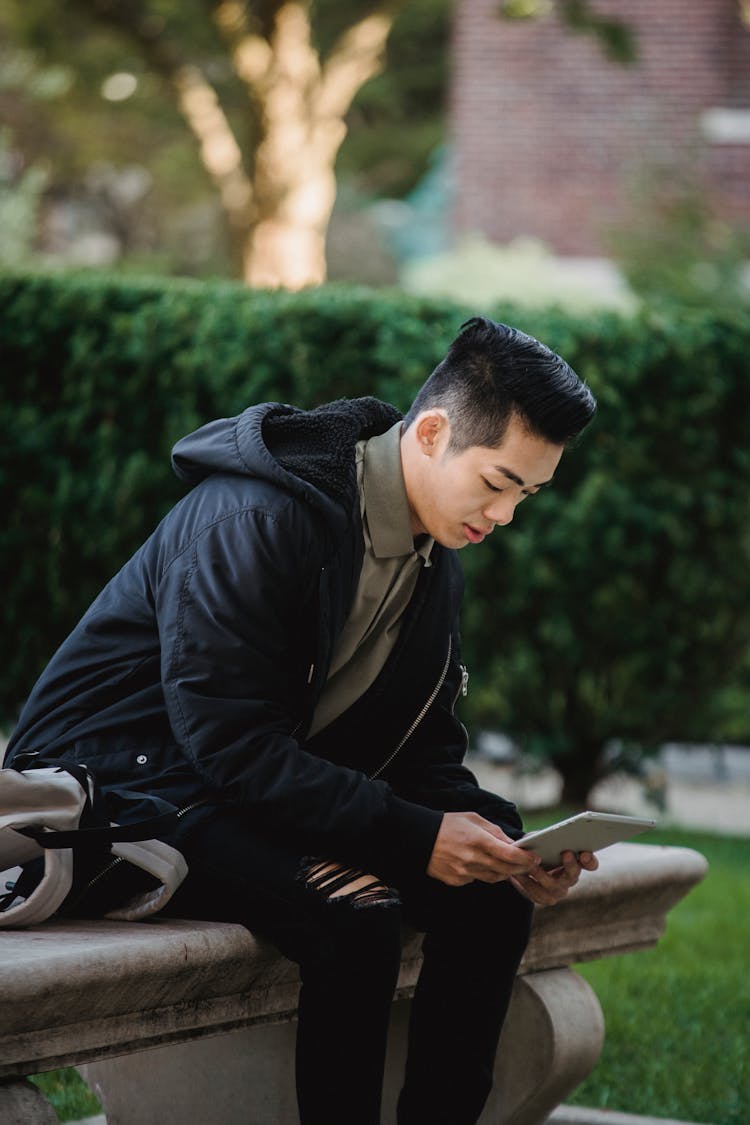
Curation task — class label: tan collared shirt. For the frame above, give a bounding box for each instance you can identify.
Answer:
[308,421,434,737]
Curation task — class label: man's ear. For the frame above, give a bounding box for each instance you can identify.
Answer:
[413,409,449,454]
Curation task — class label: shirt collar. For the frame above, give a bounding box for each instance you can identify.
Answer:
[362,421,434,564]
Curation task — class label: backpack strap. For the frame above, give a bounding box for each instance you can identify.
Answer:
[9,756,179,850]
[20,790,179,850]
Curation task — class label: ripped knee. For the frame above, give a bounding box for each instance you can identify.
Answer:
[299,858,400,909]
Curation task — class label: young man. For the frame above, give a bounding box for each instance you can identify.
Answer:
[6,316,597,1124]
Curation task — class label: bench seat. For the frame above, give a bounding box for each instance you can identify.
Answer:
[0,842,707,1125]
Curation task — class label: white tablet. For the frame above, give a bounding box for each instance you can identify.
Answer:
[517,811,656,868]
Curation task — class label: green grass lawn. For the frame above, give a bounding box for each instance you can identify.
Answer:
[32,1068,102,1122]
[34,823,749,1124]
[526,816,749,1125]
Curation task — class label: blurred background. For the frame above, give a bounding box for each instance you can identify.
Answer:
[1,3,749,1121]
[2,0,749,309]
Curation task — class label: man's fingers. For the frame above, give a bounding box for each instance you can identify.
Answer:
[512,849,599,904]
[559,849,598,882]
[427,812,542,885]
[510,874,562,906]
[454,842,538,883]
[511,867,575,905]
[474,837,539,877]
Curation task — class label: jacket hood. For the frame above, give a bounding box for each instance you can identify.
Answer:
[171,397,402,516]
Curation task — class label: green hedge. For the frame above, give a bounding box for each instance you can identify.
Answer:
[2,272,749,799]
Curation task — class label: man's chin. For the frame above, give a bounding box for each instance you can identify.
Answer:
[433,528,472,550]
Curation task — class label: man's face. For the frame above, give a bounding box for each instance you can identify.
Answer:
[403,411,564,549]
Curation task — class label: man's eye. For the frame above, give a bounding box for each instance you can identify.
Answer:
[483,479,503,493]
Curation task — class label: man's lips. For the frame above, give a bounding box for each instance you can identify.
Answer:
[463,523,489,544]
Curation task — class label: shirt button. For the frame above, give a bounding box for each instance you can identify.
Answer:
[136,754,148,765]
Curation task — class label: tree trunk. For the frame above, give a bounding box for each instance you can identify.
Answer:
[74,0,393,290]
[245,113,344,288]
[244,161,334,288]
[559,772,596,809]
[555,742,604,808]
[233,2,393,289]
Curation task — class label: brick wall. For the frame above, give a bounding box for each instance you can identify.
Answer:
[451,0,750,254]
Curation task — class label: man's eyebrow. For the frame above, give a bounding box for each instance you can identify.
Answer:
[492,465,554,489]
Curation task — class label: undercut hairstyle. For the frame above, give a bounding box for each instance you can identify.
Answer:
[403,317,597,452]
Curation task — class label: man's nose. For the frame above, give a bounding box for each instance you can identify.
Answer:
[483,494,516,527]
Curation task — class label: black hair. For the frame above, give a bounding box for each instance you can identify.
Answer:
[403,317,596,451]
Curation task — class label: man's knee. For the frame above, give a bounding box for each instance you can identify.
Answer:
[299,858,401,909]
[297,858,404,972]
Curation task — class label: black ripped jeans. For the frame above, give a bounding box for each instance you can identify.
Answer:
[163,805,534,1125]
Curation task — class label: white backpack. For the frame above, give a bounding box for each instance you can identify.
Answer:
[0,760,188,928]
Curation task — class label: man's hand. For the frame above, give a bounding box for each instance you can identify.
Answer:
[427,811,542,885]
[510,849,599,906]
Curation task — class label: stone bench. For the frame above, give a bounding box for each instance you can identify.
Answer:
[0,842,707,1125]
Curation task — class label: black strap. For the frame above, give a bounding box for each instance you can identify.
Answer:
[20,790,179,849]
[9,755,179,851]
[20,814,178,849]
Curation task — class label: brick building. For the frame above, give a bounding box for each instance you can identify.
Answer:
[451,0,750,256]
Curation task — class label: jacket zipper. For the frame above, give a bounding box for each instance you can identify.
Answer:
[82,855,123,897]
[454,663,469,711]
[176,801,203,820]
[369,636,453,780]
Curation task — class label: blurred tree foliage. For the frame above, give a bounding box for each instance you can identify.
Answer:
[0,128,48,268]
[2,273,749,802]
[335,0,452,199]
[609,166,750,311]
[500,0,636,63]
[0,0,453,287]
[0,0,641,288]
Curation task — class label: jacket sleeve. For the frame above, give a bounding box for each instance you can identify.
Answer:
[155,498,442,878]
[390,623,525,838]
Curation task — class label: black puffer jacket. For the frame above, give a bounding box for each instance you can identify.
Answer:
[6,398,521,881]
